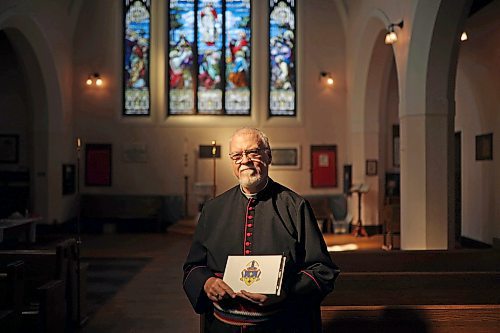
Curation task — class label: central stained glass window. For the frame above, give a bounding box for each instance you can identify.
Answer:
[168,0,251,115]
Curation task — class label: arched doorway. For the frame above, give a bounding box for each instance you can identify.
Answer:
[363,29,400,236]
[0,26,50,221]
[0,31,33,217]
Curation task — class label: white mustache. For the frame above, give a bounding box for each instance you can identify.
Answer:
[239,158,267,171]
[239,167,256,173]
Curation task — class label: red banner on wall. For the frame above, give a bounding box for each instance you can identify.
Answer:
[85,144,112,186]
[311,145,337,188]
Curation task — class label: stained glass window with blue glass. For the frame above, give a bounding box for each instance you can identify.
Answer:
[269,0,296,116]
[168,0,251,115]
[124,0,151,116]
[169,0,196,114]
[225,0,251,114]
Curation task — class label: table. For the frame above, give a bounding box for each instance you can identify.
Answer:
[0,217,41,243]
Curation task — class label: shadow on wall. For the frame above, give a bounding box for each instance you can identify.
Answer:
[322,307,429,333]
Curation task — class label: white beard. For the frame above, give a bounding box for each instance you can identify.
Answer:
[238,169,263,189]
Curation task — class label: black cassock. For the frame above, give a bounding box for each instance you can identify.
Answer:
[183,179,340,332]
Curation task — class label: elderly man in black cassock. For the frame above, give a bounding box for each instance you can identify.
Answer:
[183,127,339,332]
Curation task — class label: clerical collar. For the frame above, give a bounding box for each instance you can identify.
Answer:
[240,179,269,199]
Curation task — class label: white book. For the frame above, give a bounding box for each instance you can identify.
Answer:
[223,255,286,296]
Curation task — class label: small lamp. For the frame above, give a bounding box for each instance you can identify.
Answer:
[385,21,404,45]
[85,73,103,86]
[320,71,334,86]
[460,31,468,41]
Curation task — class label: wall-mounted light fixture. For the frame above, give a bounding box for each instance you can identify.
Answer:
[319,71,334,86]
[460,31,468,41]
[85,73,103,86]
[385,20,404,45]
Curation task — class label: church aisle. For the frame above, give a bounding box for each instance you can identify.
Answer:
[79,232,199,333]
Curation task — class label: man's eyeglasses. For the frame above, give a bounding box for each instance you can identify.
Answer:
[228,148,264,163]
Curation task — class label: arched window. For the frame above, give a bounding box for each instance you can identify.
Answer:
[168,0,252,115]
[269,0,296,117]
[123,0,297,117]
[123,0,151,116]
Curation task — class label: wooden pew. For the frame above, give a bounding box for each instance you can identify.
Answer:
[0,261,24,333]
[322,250,500,332]
[34,279,65,333]
[324,271,500,306]
[321,304,500,333]
[81,194,164,232]
[330,250,500,272]
[0,238,80,332]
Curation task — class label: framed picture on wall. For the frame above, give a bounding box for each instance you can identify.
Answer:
[310,145,337,188]
[271,144,301,169]
[0,134,19,163]
[475,133,493,161]
[199,145,221,159]
[366,159,378,176]
[85,144,112,186]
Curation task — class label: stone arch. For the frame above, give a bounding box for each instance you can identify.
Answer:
[363,29,399,228]
[0,14,66,222]
[332,0,348,37]
[348,10,400,228]
[400,0,472,249]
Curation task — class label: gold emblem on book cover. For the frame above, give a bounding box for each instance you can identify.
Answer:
[240,260,261,286]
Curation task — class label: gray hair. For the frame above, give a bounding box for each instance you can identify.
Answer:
[230,127,271,151]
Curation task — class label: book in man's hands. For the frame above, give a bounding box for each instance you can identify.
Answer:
[223,255,286,296]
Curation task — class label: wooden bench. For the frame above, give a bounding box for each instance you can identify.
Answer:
[321,304,500,333]
[0,261,24,333]
[0,238,82,332]
[330,250,500,272]
[321,271,500,332]
[81,195,167,232]
[321,250,500,332]
[0,259,65,333]
[324,271,500,306]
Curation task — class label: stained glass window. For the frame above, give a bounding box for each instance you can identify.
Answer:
[124,0,151,116]
[225,0,251,114]
[269,0,296,116]
[168,0,251,115]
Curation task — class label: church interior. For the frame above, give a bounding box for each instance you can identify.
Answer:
[0,0,499,332]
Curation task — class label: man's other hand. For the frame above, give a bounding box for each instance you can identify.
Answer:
[204,277,236,302]
[237,290,286,306]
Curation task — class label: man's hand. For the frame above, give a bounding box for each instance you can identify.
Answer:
[237,290,286,307]
[204,277,236,302]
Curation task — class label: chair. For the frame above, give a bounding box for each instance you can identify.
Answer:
[307,198,334,233]
[332,212,353,234]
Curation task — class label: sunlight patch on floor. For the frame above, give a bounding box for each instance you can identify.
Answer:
[327,243,359,251]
